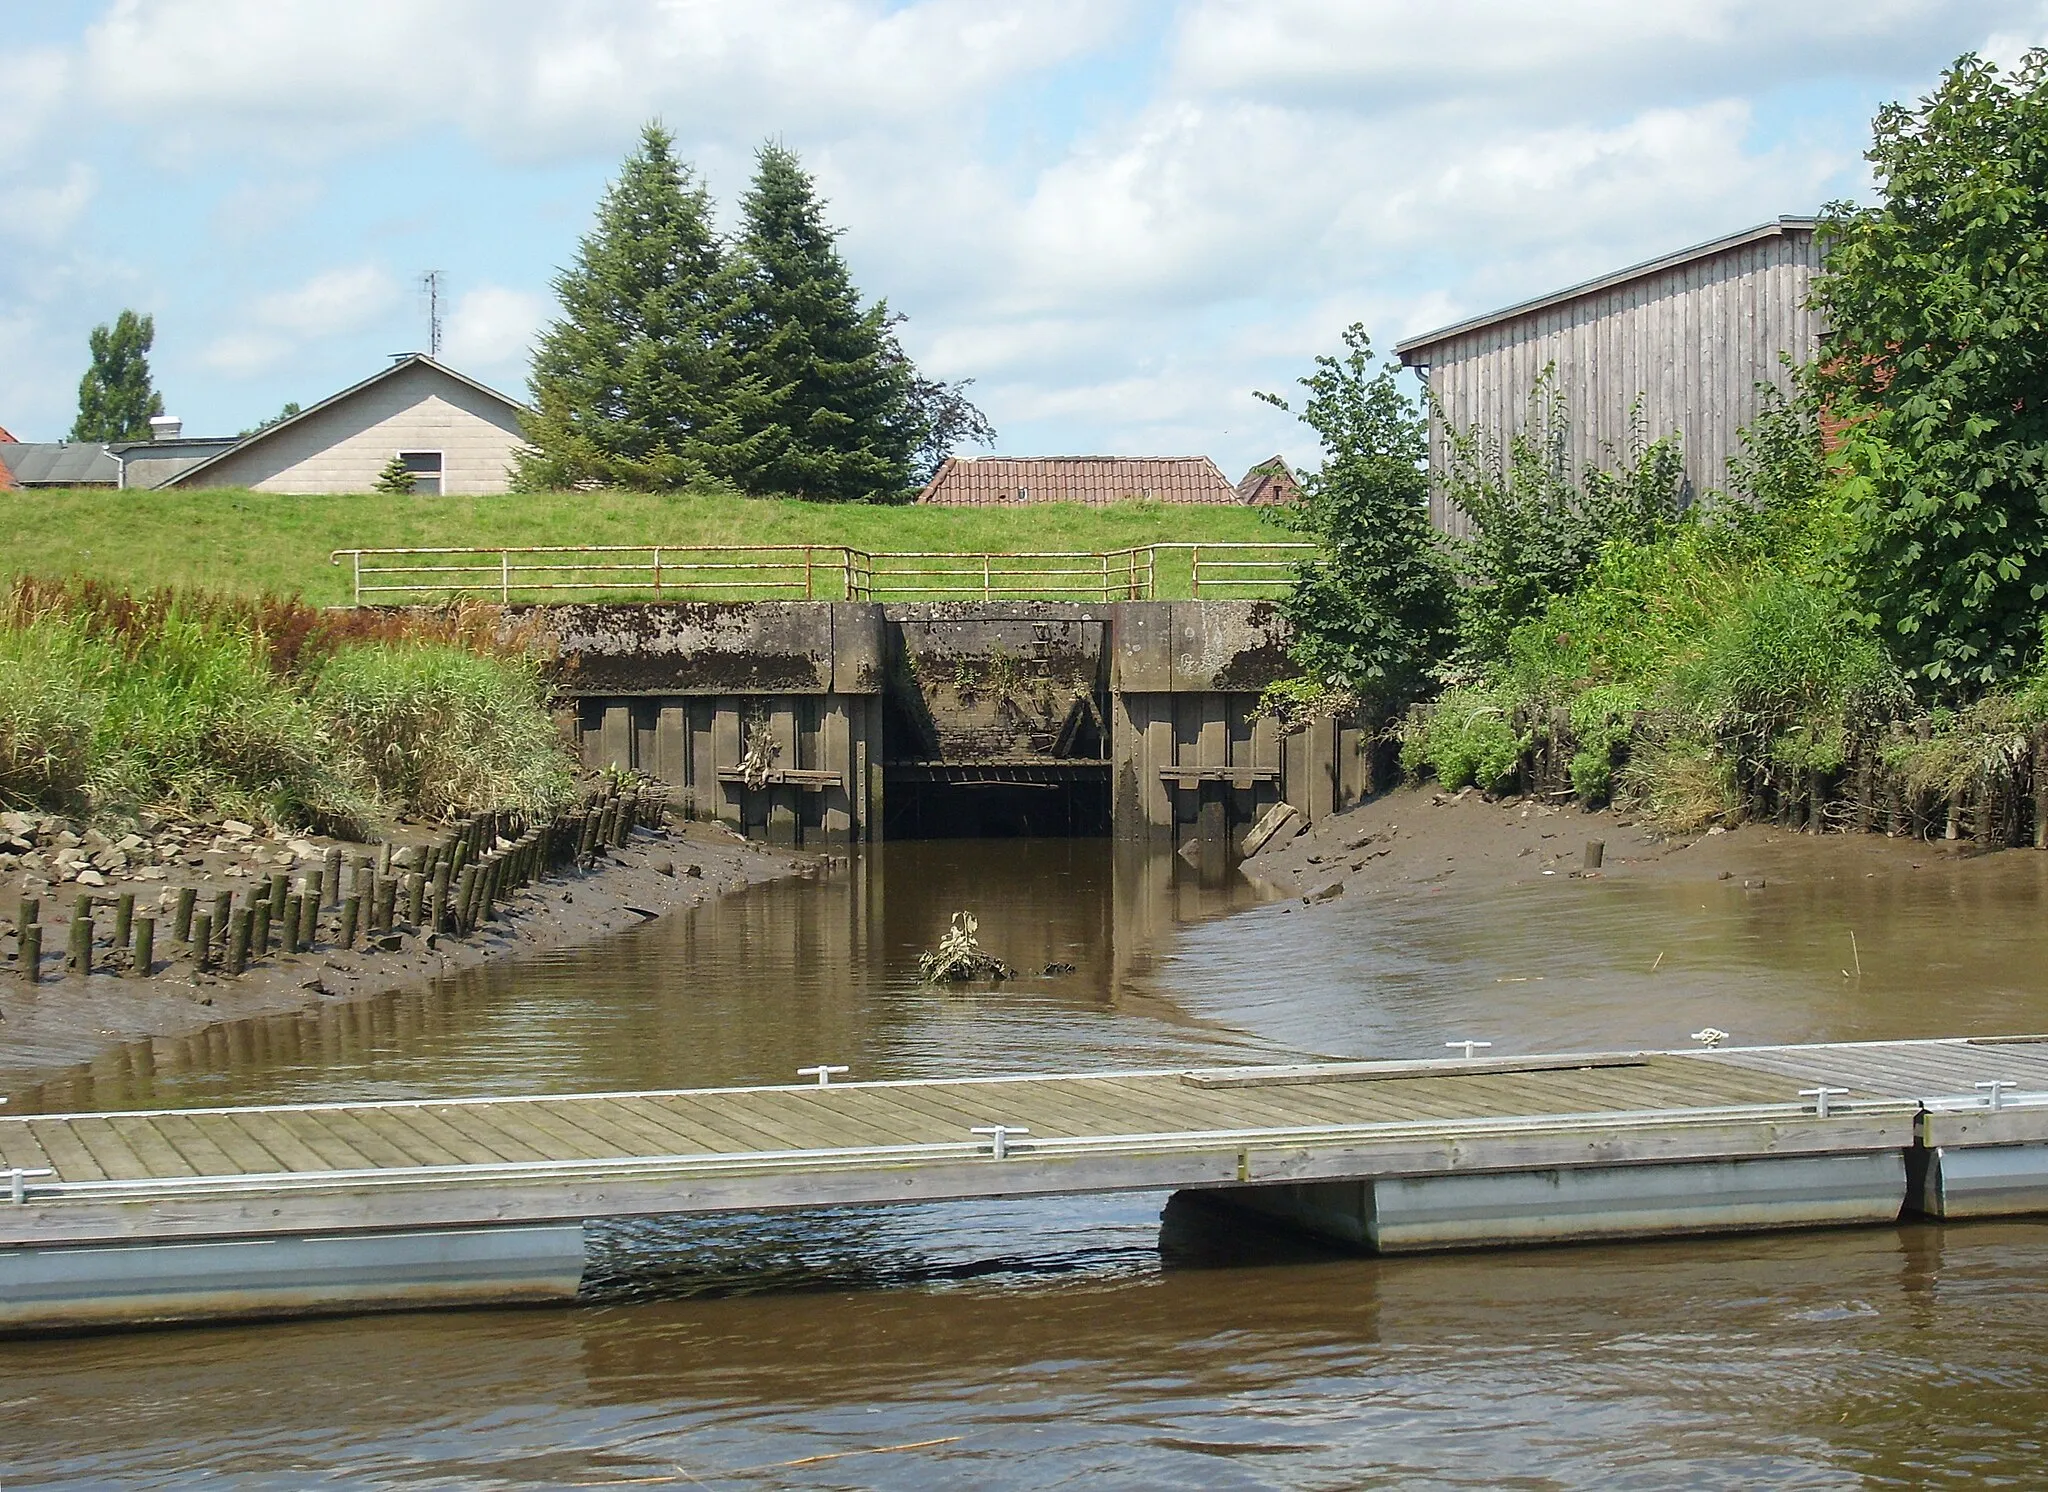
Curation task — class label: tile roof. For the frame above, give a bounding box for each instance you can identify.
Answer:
[917,456,1243,506]
[0,442,120,486]
[1236,457,1301,506]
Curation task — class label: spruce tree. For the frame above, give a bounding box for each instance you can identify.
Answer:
[519,123,733,490]
[71,310,164,442]
[724,143,916,501]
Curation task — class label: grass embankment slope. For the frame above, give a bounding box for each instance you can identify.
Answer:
[1,488,1279,604]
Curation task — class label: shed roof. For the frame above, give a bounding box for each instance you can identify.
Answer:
[1395,217,1819,366]
[917,455,1243,506]
[0,442,120,486]
[169,353,528,488]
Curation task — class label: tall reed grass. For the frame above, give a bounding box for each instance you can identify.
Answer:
[0,577,573,828]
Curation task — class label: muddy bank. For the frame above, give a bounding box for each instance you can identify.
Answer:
[0,819,805,1097]
[1242,782,2008,903]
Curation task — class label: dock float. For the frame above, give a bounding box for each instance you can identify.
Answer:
[5,1035,2048,1331]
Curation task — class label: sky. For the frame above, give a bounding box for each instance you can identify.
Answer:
[3,1,2045,477]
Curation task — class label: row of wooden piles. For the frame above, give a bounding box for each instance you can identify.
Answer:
[1500,707,2048,848]
[7,780,671,985]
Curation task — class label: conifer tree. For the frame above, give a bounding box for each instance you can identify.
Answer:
[723,143,917,501]
[71,310,164,442]
[519,124,734,490]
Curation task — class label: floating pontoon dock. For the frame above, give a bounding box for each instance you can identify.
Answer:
[5,1035,2048,1331]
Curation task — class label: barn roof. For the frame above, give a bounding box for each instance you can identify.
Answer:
[1394,217,1819,366]
[917,455,1243,506]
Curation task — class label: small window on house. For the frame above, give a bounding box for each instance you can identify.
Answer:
[399,451,443,496]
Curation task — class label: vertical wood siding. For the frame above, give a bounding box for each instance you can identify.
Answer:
[1419,228,1821,535]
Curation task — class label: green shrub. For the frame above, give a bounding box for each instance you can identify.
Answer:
[1400,685,1525,791]
[312,642,574,819]
[0,620,102,807]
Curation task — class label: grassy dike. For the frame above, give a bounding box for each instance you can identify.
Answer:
[0,487,1279,603]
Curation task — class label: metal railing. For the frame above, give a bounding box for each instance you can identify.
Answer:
[841,548,1156,601]
[331,541,1314,605]
[331,545,837,603]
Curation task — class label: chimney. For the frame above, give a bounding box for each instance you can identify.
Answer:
[148,415,182,441]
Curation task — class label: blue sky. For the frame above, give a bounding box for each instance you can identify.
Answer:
[4,1,2044,478]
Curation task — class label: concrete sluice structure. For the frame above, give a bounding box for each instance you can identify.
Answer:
[546,600,1372,849]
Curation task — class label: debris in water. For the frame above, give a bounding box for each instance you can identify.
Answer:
[1041,961,1077,976]
[1690,1027,1729,1048]
[919,912,1013,983]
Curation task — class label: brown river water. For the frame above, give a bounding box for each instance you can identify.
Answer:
[5,836,2048,1487]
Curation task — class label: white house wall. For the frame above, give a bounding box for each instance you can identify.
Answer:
[1419,230,1822,535]
[189,364,526,495]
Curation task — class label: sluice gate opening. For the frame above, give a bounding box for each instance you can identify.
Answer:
[552,601,1376,849]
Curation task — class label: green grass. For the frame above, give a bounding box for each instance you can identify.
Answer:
[3,488,1284,604]
[1,580,575,827]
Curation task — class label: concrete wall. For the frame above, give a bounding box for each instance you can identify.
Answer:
[533,599,1357,846]
[186,362,525,495]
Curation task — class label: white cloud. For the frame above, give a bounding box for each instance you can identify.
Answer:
[441,284,549,370]
[199,263,401,375]
[1173,0,2037,103]
[253,264,401,336]
[82,0,1122,162]
[0,164,98,246]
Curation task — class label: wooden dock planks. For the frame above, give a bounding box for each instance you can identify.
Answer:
[0,1037,2037,1251]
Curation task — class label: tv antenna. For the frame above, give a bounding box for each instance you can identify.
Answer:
[421,270,445,358]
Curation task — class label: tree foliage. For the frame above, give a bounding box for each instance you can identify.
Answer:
[1257,325,1459,709]
[1815,51,2048,691]
[1440,368,1688,660]
[519,124,737,491]
[71,310,163,443]
[519,129,988,498]
[722,144,920,501]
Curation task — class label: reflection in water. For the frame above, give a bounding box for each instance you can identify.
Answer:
[6,834,2048,1486]
[7,841,1281,1115]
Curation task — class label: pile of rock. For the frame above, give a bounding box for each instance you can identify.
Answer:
[0,810,332,897]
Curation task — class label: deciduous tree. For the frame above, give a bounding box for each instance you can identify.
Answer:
[71,310,163,443]
[1816,51,2048,690]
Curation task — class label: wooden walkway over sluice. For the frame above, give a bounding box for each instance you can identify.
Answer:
[6,1036,2048,1331]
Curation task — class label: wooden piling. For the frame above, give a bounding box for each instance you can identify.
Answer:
[404,872,424,926]
[226,909,252,975]
[67,902,92,974]
[282,893,304,954]
[339,895,360,950]
[131,917,154,978]
[172,887,196,945]
[18,923,39,984]
[251,898,271,957]
[17,896,39,935]
[375,875,399,934]
[454,866,479,934]
[324,847,344,905]
[1583,840,1604,871]
[429,865,450,933]
[113,892,134,949]
[191,912,212,973]
[298,885,319,949]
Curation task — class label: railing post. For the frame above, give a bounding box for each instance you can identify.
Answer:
[983,553,991,601]
[653,546,662,596]
[501,550,511,603]
[352,550,362,606]
[1100,551,1109,602]
[805,545,814,599]
[1191,544,1202,598]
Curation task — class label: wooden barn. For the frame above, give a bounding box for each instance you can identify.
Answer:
[1395,216,1821,534]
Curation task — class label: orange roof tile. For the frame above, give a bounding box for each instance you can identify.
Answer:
[917,456,1244,506]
